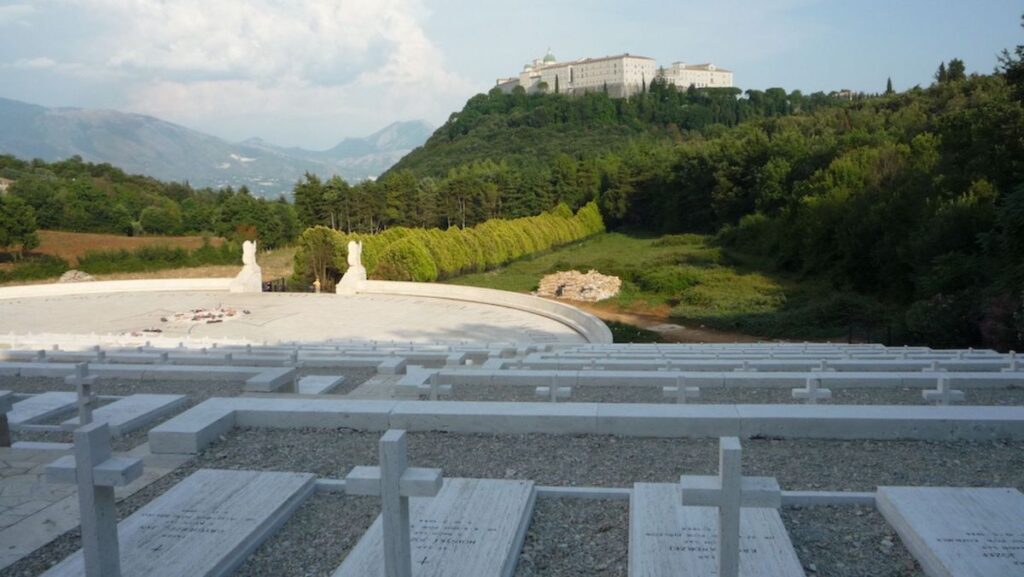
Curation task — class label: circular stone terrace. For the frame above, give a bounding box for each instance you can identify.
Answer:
[0,282,603,345]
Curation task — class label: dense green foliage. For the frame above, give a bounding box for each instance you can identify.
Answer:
[0,155,299,248]
[289,83,848,234]
[0,194,39,256]
[383,30,1024,349]
[0,241,241,284]
[451,232,881,341]
[292,202,603,289]
[75,242,241,275]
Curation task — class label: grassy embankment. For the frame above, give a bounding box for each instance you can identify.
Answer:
[450,232,893,342]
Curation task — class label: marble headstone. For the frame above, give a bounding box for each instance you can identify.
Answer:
[630,483,804,577]
[43,469,315,577]
[334,478,536,577]
[878,486,1024,577]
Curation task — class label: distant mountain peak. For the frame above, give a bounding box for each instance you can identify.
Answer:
[0,96,435,195]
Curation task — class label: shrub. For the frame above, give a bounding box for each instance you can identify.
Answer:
[77,242,238,274]
[374,237,439,282]
[0,255,69,283]
[292,201,606,284]
[635,266,701,294]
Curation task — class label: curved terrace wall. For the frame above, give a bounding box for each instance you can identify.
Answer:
[355,280,613,344]
[0,278,612,344]
[0,278,233,301]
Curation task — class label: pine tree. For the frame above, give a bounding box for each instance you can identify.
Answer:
[936,62,948,84]
[947,58,966,82]
[555,74,560,94]
[885,77,894,95]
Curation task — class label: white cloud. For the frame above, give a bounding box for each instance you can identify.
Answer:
[0,4,34,26]
[12,56,57,69]
[39,0,470,145]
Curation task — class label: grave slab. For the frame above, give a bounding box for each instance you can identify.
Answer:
[334,478,535,577]
[42,468,315,577]
[298,375,347,395]
[8,392,78,427]
[877,486,1024,577]
[60,394,188,435]
[629,483,804,577]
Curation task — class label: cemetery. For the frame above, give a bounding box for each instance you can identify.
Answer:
[0,248,1022,577]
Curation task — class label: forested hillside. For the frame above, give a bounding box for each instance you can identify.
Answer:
[302,28,1023,349]
[0,155,298,251]
[291,84,848,235]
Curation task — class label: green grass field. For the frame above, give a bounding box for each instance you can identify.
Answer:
[450,232,893,340]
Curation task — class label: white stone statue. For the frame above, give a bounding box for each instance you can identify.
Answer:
[336,240,367,295]
[242,240,257,266]
[229,240,263,293]
[347,240,362,269]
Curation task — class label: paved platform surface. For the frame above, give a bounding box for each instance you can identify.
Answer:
[0,292,586,345]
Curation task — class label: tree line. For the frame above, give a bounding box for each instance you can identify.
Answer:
[0,155,299,253]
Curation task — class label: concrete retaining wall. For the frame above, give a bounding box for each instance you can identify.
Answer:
[356,280,613,344]
[0,278,232,300]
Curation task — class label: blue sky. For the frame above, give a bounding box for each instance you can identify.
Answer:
[0,1,1019,148]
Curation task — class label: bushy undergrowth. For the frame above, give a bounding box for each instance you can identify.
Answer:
[77,242,240,274]
[0,241,242,283]
[0,255,69,283]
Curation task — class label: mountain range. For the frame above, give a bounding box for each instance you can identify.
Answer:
[0,97,433,196]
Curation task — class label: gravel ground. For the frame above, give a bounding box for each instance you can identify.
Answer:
[439,383,1024,405]
[0,375,245,403]
[233,493,378,577]
[514,499,629,577]
[783,506,924,577]
[11,427,1011,577]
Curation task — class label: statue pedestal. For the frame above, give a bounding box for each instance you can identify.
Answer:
[230,264,263,293]
[335,266,366,295]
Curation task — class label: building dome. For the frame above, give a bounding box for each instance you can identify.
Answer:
[543,50,556,63]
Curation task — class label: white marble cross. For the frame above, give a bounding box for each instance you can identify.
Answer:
[65,362,99,426]
[792,376,832,404]
[1003,351,1019,373]
[815,360,835,372]
[535,376,571,402]
[46,421,143,577]
[680,437,782,577]
[423,374,452,401]
[732,360,755,372]
[922,375,964,405]
[662,376,700,404]
[923,360,946,372]
[346,429,443,577]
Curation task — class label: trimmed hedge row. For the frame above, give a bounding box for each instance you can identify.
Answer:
[292,202,604,288]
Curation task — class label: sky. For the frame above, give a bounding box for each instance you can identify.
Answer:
[0,0,1020,149]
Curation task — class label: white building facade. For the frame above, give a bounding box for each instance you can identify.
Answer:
[498,51,659,98]
[497,51,732,97]
[660,62,734,90]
